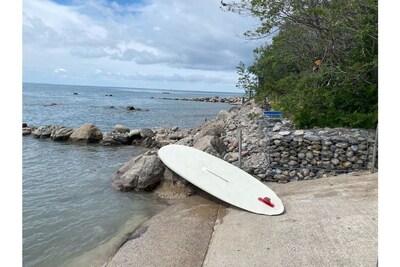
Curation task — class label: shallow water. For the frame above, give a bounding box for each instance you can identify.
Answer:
[23,83,240,266]
[23,138,166,267]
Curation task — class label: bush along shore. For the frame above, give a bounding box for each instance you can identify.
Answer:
[23,100,377,197]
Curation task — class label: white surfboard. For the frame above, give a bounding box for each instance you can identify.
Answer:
[158,144,284,215]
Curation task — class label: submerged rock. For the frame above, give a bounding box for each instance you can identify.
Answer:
[43,103,58,106]
[32,125,56,138]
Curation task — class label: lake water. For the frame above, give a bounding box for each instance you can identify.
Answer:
[23,83,240,266]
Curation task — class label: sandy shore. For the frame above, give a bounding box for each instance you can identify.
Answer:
[105,171,377,266]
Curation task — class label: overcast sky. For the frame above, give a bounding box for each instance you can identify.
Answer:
[23,0,260,92]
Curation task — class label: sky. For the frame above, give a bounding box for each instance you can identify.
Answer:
[23,0,261,92]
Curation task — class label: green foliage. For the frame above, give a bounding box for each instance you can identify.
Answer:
[223,0,378,129]
[247,111,263,120]
[236,61,257,98]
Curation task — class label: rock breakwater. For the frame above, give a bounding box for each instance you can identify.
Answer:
[159,96,242,105]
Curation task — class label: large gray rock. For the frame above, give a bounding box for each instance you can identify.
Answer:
[100,131,131,146]
[128,128,156,147]
[32,125,56,138]
[140,128,155,138]
[114,124,130,133]
[112,151,165,191]
[193,135,227,158]
[196,121,225,138]
[216,110,230,121]
[129,129,141,138]
[51,127,74,141]
[69,123,103,143]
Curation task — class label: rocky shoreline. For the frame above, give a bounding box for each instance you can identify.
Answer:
[157,96,242,104]
[23,99,378,196]
[24,99,378,266]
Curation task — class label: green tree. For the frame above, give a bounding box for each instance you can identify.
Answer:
[223,0,378,128]
[236,61,257,98]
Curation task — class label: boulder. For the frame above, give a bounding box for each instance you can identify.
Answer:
[127,128,156,147]
[112,150,165,191]
[22,127,32,136]
[140,128,155,138]
[32,125,56,138]
[168,133,184,140]
[196,121,225,138]
[100,131,132,146]
[175,136,194,146]
[68,123,103,143]
[132,137,156,148]
[129,129,141,138]
[193,135,227,158]
[51,127,74,141]
[216,110,230,121]
[155,134,171,147]
[114,124,130,133]
[154,167,195,199]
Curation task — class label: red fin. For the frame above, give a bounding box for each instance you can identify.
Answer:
[258,197,275,208]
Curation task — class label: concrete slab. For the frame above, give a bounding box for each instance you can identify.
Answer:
[106,196,219,267]
[203,172,378,267]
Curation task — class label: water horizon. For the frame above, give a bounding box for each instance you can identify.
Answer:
[23,81,244,95]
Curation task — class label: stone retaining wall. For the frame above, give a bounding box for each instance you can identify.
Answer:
[260,118,377,182]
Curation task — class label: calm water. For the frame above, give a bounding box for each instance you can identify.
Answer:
[23,83,240,267]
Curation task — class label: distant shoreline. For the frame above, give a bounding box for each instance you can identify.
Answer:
[22,81,244,95]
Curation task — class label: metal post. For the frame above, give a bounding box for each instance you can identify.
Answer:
[238,128,242,169]
[371,124,378,173]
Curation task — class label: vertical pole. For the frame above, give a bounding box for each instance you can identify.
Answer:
[238,128,242,169]
[371,124,378,173]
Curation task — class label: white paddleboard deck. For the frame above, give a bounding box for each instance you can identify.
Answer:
[158,144,284,215]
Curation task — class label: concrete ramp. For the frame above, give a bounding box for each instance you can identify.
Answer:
[203,172,378,267]
[106,196,219,267]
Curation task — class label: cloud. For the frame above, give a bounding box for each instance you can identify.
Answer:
[99,71,236,84]
[23,0,257,91]
[24,0,255,68]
